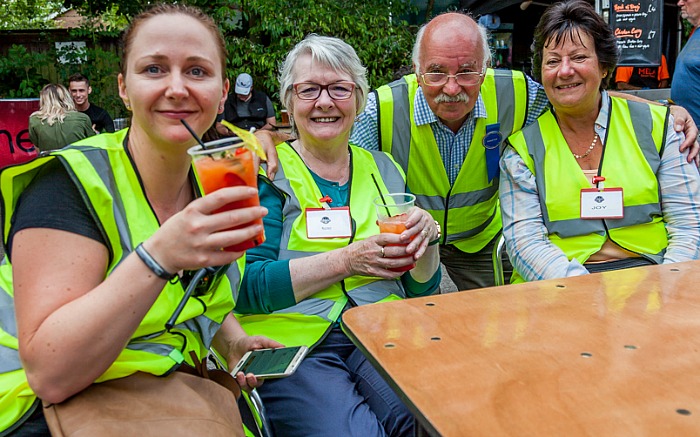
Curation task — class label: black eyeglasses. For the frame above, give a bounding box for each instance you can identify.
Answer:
[420,70,485,87]
[293,82,356,100]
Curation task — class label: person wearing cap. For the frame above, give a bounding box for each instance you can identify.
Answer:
[219,73,277,133]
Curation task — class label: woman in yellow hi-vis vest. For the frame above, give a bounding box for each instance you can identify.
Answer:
[235,35,441,437]
[500,0,700,283]
[0,5,281,435]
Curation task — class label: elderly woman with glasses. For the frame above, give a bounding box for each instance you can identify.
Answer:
[235,34,441,436]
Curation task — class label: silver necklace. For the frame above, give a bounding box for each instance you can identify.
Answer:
[572,133,598,159]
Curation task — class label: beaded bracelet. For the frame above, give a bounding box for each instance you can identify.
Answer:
[134,243,176,280]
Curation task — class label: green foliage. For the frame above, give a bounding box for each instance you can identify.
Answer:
[4,0,418,117]
[54,42,126,118]
[63,0,143,18]
[219,0,416,102]
[0,0,65,30]
[0,45,54,97]
[0,42,126,118]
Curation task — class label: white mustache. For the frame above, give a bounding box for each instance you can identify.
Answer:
[434,93,469,104]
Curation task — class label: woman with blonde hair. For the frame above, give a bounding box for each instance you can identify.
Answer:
[28,83,94,151]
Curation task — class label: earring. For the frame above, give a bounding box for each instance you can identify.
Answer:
[125,102,131,110]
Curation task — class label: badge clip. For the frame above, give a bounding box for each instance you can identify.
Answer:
[319,195,332,210]
[592,176,605,190]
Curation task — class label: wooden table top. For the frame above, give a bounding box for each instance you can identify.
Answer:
[342,261,700,436]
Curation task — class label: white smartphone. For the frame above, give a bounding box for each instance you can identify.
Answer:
[231,346,309,379]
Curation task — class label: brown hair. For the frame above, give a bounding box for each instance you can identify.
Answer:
[531,0,618,90]
[119,4,227,78]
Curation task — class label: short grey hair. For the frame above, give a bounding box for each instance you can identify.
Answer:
[279,34,369,127]
[412,13,492,74]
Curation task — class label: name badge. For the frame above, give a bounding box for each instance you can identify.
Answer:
[580,188,624,219]
[306,207,352,239]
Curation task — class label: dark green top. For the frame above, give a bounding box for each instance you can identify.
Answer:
[29,111,95,151]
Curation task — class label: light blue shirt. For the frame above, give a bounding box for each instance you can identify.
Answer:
[350,73,549,184]
[499,91,700,282]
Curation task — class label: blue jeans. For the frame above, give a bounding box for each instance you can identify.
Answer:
[256,327,415,437]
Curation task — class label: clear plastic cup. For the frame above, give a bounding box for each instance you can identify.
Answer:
[374,193,416,272]
[188,137,265,252]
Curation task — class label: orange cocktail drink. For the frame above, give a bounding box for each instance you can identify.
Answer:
[374,193,416,272]
[188,138,264,252]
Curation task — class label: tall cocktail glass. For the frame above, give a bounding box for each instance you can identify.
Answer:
[188,137,264,252]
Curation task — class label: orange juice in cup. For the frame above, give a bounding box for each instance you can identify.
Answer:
[374,193,416,272]
[188,137,265,252]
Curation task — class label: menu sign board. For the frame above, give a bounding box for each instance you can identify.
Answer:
[609,0,663,66]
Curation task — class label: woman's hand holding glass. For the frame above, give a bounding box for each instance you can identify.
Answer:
[341,206,437,278]
[144,186,268,275]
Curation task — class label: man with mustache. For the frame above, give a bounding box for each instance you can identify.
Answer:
[350,13,542,291]
[350,12,699,291]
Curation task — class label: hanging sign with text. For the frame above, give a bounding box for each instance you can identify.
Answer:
[609,0,663,66]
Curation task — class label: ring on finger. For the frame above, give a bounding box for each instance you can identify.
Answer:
[421,229,428,239]
[380,246,385,258]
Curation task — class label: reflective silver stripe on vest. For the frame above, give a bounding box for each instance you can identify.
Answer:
[127,312,221,352]
[414,183,498,211]
[446,211,497,243]
[178,316,220,349]
[545,204,663,238]
[125,340,177,356]
[274,245,406,306]
[350,280,406,305]
[273,297,334,321]
[223,264,242,303]
[272,162,302,247]
[369,150,406,194]
[522,107,662,238]
[72,146,133,263]
[387,79,412,170]
[493,70,517,152]
[628,101,662,173]
[0,279,22,373]
[279,249,318,259]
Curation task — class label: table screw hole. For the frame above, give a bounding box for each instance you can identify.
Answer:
[384,343,395,348]
[425,302,435,307]
[431,337,441,341]
[556,284,565,288]
[580,352,593,358]
[670,268,680,272]
[624,345,637,350]
[677,409,692,416]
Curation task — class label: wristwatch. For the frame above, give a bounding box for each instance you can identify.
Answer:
[428,221,441,246]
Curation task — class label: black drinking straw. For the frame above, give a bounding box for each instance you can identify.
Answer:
[180,119,209,149]
[371,173,392,217]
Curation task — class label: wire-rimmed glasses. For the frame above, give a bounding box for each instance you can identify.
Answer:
[420,70,485,87]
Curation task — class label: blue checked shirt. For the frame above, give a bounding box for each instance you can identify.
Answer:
[499,90,700,282]
[350,74,549,184]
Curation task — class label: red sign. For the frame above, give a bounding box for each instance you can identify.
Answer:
[0,99,39,168]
